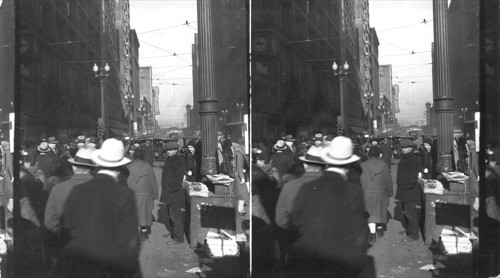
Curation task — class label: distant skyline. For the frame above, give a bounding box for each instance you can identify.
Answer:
[130,0,197,128]
[370,0,434,126]
[130,1,435,127]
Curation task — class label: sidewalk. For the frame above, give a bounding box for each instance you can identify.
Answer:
[137,162,242,278]
[368,159,473,278]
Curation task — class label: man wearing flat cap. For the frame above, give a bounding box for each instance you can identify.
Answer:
[53,139,140,277]
[284,136,373,277]
[395,138,422,243]
[161,140,187,244]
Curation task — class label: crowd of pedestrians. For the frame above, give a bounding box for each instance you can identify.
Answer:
[250,131,499,277]
[13,134,206,277]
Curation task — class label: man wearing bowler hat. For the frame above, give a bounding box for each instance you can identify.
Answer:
[395,138,422,243]
[161,140,187,244]
[53,139,140,277]
[284,136,373,278]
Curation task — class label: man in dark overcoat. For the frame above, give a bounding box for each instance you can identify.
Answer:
[53,139,141,277]
[380,137,393,167]
[395,139,422,242]
[285,136,374,278]
[161,141,187,244]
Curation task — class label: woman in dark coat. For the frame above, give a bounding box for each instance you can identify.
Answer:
[184,140,198,182]
[360,147,393,244]
[420,138,435,179]
[127,148,159,241]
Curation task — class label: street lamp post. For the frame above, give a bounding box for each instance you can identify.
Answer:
[138,104,147,136]
[460,107,467,134]
[332,61,349,135]
[221,109,228,134]
[93,63,110,141]
[236,103,244,122]
[124,93,134,138]
[364,92,374,135]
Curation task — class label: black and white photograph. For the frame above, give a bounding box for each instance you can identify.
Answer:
[0,0,499,277]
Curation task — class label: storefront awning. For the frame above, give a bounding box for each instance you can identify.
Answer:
[349,126,366,135]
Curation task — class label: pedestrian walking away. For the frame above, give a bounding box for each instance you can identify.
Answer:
[360,147,393,245]
[161,141,187,245]
[395,139,423,243]
[53,138,141,277]
[127,148,159,241]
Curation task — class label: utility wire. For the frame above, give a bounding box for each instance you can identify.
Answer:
[378,19,434,33]
[392,63,432,74]
[153,65,192,77]
[380,51,431,58]
[137,20,198,34]
[138,39,191,65]
[380,39,431,64]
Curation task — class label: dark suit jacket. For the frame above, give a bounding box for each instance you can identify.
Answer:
[55,173,141,278]
[287,171,370,277]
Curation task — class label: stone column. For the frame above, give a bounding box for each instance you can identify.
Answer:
[197,0,219,175]
[433,0,454,173]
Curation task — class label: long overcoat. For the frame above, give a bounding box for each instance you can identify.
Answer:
[360,158,393,223]
[161,154,186,204]
[54,173,141,277]
[127,160,158,226]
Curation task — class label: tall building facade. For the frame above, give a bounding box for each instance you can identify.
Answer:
[355,0,373,134]
[115,0,134,136]
[448,0,480,130]
[19,0,127,141]
[191,0,248,140]
[252,0,365,139]
[370,28,382,133]
[0,0,15,142]
[129,29,141,137]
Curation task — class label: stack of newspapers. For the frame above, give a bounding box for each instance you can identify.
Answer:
[205,230,239,257]
[439,228,472,255]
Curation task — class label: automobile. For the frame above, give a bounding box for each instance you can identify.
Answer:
[153,138,177,160]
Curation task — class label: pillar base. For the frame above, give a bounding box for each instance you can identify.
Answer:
[436,154,453,174]
[201,155,217,176]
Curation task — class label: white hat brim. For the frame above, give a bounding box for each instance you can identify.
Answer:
[298,155,327,165]
[67,158,97,168]
[319,147,360,165]
[91,149,131,167]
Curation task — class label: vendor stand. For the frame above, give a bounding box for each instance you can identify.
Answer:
[186,176,236,249]
[422,172,474,252]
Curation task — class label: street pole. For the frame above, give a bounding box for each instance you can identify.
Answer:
[433,0,454,173]
[198,0,219,176]
[100,0,108,139]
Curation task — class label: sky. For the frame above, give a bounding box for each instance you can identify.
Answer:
[130,0,436,128]
[130,0,197,128]
[369,0,435,126]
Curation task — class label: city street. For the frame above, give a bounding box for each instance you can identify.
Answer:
[139,159,474,278]
[368,159,473,278]
[138,160,241,278]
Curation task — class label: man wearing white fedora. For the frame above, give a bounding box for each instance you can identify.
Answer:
[275,145,326,230]
[284,136,373,278]
[44,147,96,234]
[53,138,141,277]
